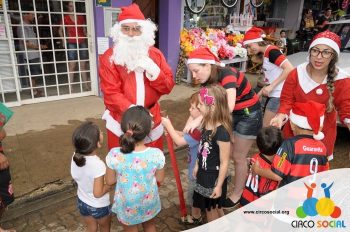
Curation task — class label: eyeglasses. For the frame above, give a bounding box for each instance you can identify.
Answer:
[199,87,215,106]
[310,48,334,59]
[121,25,142,34]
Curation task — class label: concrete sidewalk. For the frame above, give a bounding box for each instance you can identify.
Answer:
[3,73,258,202]
[4,83,197,202]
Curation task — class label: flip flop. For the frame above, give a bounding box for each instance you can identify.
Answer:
[179,214,203,225]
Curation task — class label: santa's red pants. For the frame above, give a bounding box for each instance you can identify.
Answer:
[107,129,163,150]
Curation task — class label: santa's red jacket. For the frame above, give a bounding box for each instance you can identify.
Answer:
[99,47,175,149]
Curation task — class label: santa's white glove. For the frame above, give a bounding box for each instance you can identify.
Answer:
[136,57,160,81]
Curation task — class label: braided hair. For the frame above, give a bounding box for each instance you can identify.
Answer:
[325,53,338,113]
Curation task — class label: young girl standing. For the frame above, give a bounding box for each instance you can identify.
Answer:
[193,85,231,222]
[243,26,293,127]
[186,47,262,208]
[71,121,111,232]
[105,106,165,232]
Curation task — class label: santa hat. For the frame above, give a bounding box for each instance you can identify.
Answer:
[187,47,225,67]
[118,3,145,24]
[289,101,326,140]
[309,30,341,56]
[243,26,266,46]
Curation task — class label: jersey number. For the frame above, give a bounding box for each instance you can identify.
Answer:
[245,173,259,192]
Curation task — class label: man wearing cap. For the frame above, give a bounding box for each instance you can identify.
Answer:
[99,3,175,149]
[271,30,350,160]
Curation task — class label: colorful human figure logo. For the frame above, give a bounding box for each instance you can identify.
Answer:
[296,182,341,218]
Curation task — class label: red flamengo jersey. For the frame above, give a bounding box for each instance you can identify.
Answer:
[272,135,329,187]
[240,153,279,206]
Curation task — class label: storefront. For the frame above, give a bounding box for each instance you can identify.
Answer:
[0,0,97,107]
[0,0,307,107]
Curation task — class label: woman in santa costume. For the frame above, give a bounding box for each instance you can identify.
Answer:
[99,3,175,149]
[243,27,294,127]
[271,31,350,160]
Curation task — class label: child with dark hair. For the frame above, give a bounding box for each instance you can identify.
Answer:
[71,121,111,232]
[240,126,283,206]
[105,106,165,231]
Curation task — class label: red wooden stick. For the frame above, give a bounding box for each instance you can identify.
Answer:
[161,111,187,218]
[164,132,187,217]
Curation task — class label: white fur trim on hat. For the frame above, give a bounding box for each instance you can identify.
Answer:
[313,132,325,140]
[119,19,144,24]
[290,111,312,130]
[187,58,225,67]
[290,110,325,140]
[243,37,263,46]
[289,111,325,129]
[309,38,340,56]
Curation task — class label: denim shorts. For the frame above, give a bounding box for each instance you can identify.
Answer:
[265,97,280,113]
[28,58,42,76]
[67,42,88,60]
[232,108,263,139]
[77,198,110,219]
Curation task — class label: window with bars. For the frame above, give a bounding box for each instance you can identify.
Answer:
[0,0,93,105]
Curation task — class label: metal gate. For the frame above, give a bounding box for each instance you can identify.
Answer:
[0,0,97,107]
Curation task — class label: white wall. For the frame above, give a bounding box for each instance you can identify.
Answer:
[284,0,305,38]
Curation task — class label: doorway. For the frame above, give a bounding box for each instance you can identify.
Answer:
[133,0,159,47]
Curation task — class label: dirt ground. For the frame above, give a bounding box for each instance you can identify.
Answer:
[3,97,350,200]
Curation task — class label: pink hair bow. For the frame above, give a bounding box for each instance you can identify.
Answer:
[199,87,215,106]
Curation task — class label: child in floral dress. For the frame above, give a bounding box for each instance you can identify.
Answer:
[106,106,165,231]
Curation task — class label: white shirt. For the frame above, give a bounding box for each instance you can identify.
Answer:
[71,154,110,208]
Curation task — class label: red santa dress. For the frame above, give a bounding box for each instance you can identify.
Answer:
[278,62,350,159]
[99,47,175,149]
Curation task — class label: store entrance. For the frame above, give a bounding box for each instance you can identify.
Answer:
[0,0,96,106]
[133,0,159,48]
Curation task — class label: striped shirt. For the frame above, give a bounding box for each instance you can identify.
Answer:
[263,45,287,98]
[272,135,329,187]
[240,153,279,206]
[216,67,260,111]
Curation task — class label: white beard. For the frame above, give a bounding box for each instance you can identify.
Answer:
[110,20,157,72]
[113,33,150,72]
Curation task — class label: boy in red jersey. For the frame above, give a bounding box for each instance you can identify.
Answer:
[253,100,329,187]
[240,126,283,206]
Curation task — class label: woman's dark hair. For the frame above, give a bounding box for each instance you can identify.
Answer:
[206,64,232,85]
[120,106,152,154]
[256,126,283,156]
[63,1,73,12]
[72,121,100,167]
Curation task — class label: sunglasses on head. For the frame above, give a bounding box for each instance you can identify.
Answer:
[199,87,215,106]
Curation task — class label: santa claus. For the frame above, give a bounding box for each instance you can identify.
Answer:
[99,3,175,149]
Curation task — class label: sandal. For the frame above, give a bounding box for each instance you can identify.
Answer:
[179,214,203,225]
